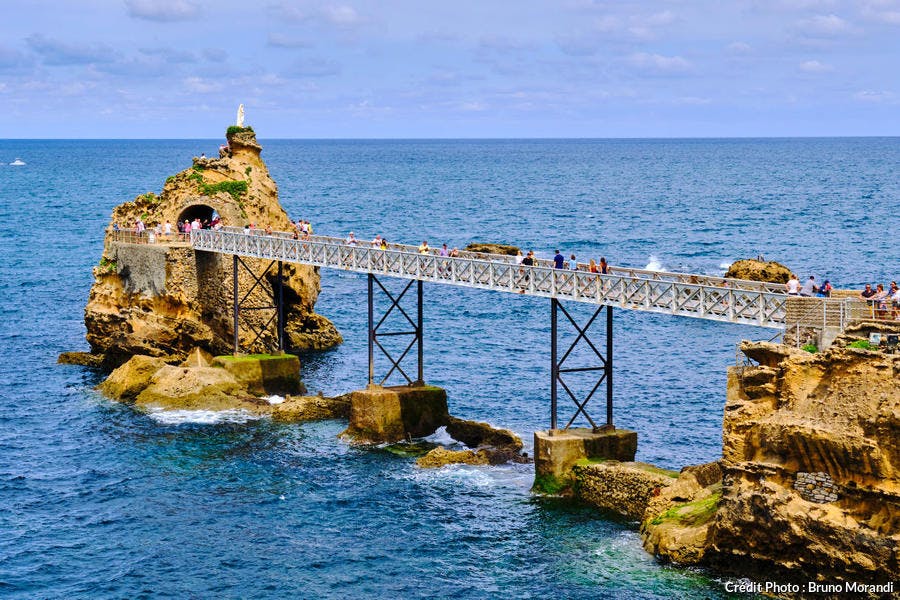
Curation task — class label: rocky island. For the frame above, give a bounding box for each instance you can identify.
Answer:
[72,125,341,369]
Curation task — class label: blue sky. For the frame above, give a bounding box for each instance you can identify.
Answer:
[2,0,899,138]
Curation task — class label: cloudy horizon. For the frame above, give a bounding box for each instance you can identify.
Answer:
[2,0,899,138]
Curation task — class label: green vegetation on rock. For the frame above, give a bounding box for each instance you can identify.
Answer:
[227,125,254,135]
[848,339,873,349]
[802,344,818,353]
[650,490,722,527]
[532,472,571,495]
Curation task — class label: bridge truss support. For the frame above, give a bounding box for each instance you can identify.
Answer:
[367,274,424,386]
[550,299,613,431]
[231,255,285,355]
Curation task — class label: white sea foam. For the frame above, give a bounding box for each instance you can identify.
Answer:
[262,395,285,405]
[719,261,733,270]
[644,255,665,272]
[146,408,260,425]
[424,426,456,446]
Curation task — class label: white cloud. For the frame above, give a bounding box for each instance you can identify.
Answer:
[860,1,900,24]
[26,34,114,65]
[321,5,361,26]
[124,0,200,22]
[627,52,692,74]
[799,59,832,72]
[267,33,312,49]
[797,13,855,36]
[183,76,223,93]
[458,101,487,112]
[727,41,753,54]
[853,89,895,102]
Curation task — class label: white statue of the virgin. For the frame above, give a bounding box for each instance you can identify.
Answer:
[236,104,245,127]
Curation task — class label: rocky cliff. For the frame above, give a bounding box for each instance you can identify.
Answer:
[82,126,341,365]
[707,332,899,584]
[633,327,900,586]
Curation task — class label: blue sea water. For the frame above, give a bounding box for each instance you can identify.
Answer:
[0,138,898,598]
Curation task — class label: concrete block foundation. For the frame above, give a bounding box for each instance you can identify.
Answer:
[533,427,638,494]
[340,384,449,445]
[211,353,303,396]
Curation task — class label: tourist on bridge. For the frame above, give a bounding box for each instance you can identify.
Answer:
[553,250,565,269]
[859,283,876,302]
[589,259,598,273]
[599,257,609,274]
[785,274,801,295]
[346,231,358,246]
[514,250,523,265]
[518,250,535,293]
[449,247,459,258]
[440,244,449,257]
[817,280,832,297]
[799,276,818,297]
[569,254,578,270]
[372,234,382,247]
[418,240,430,254]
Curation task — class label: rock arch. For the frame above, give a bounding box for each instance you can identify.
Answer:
[171,196,244,229]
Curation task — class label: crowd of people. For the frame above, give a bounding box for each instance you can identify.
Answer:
[785,273,899,319]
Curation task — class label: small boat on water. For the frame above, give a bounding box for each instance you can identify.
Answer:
[9,158,26,166]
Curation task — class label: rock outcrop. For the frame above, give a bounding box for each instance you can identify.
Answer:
[724,258,792,283]
[706,336,900,584]
[416,417,529,468]
[635,334,899,585]
[98,353,348,422]
[464,243,521,256]
[82,125,341,366]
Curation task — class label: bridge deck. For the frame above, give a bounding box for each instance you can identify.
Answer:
[190,228,788,329]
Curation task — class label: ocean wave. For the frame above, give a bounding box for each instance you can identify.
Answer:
[145,408,261,425]
[262,395,285,405]
[644,255,665,272]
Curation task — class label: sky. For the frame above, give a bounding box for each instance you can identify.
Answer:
[1,0,899,138]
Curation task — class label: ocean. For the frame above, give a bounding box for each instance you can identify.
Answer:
[0,138,897,598]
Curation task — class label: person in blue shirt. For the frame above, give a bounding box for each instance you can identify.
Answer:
[553,250,565,269]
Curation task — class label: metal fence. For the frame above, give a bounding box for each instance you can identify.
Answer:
[192,228,789,329]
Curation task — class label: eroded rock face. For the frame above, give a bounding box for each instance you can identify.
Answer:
[98,353,347,423]
[707,338,900,584]
[724,259,792,283]
[83,126,341,365]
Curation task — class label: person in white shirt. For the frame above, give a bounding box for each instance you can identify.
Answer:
[785,274,800,295]
[346,232,357,246]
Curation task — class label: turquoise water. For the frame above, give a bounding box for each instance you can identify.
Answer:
[1,138,898,598]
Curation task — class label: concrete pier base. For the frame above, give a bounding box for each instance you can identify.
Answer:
[533,427,637,494]
[211,353,303,396]
[340,384,449,445]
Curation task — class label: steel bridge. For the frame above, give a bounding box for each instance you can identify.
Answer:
[190,227,789,431]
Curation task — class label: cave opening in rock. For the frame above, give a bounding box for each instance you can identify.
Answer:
[177,204,217,226]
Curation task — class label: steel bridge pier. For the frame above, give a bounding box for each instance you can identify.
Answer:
[550,299,613,432]
[231,255,285,354]
[367,273,424,386]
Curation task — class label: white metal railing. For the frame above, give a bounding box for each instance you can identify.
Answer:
[191,228,789,329]
[218,227,785,294]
